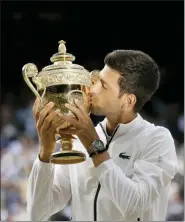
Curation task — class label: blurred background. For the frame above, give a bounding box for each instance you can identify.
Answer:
[1,1,184,221]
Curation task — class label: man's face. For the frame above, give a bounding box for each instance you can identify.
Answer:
[90,65,123,116]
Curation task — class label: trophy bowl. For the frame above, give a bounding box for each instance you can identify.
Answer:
[22,40,99,164]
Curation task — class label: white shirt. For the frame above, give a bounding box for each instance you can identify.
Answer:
[27,114,178,221]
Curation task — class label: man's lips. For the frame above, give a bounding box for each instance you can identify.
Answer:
[89,97,95,109]
[90,96,95,103]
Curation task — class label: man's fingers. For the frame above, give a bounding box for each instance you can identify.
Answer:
[74,99,87,115]
[65,103,84,120]
[33,97,40,121]
[40,108,60,132]
[52,118,68,130]
[58,113,79,128]
[35,111,40,123]
[37,102,55,129]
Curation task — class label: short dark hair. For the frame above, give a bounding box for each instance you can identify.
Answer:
[104,50,160,112]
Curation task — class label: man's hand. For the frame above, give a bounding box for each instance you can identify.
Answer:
[58,99,99,149]
[33,98,65,162]
[58,99,111,167]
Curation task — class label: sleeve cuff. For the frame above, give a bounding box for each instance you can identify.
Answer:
[94,159,117,180]
[34,156,54,176]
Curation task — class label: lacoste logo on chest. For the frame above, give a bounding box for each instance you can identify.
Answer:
[119,152,131,160]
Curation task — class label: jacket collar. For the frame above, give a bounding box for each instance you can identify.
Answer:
[98,113,144,141]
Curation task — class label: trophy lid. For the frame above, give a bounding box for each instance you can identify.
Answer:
[49,40,75,64]
[33,40,91,90]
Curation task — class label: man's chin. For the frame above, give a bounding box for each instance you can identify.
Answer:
[90,108,104,116]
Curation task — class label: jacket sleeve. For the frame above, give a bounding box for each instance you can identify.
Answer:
[27,157,71,221]
[94,128,178,219]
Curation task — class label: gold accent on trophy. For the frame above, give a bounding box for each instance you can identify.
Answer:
[22,40,99,164]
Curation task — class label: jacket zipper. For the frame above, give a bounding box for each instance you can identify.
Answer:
[93,123,120,221]
[93,183,101,221]
[93,123,140,221]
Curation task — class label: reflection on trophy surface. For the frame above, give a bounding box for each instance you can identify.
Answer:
[22,40,100,164]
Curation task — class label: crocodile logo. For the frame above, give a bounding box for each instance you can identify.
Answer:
[119,152,131,160]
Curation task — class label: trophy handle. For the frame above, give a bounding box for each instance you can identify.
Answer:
[22,63,41,98]
[90,70,100,85]
[67,90,86,105]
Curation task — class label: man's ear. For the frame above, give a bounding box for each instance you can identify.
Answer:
[121,93,136,109]
[128,94,137,108]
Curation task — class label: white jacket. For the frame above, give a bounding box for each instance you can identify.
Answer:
[27,114,178,221]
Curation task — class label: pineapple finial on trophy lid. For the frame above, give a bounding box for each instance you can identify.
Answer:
[58,40,66,54]
[50,39,75,64]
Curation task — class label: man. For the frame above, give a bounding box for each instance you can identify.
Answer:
[27,50,178,221]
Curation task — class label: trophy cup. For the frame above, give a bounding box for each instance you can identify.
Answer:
[22,40,99,164]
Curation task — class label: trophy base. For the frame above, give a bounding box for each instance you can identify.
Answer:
[50,150,86,164]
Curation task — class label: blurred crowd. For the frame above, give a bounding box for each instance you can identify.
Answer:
[1,93,184,221]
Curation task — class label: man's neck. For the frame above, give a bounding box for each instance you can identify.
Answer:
[106,112,137,136]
